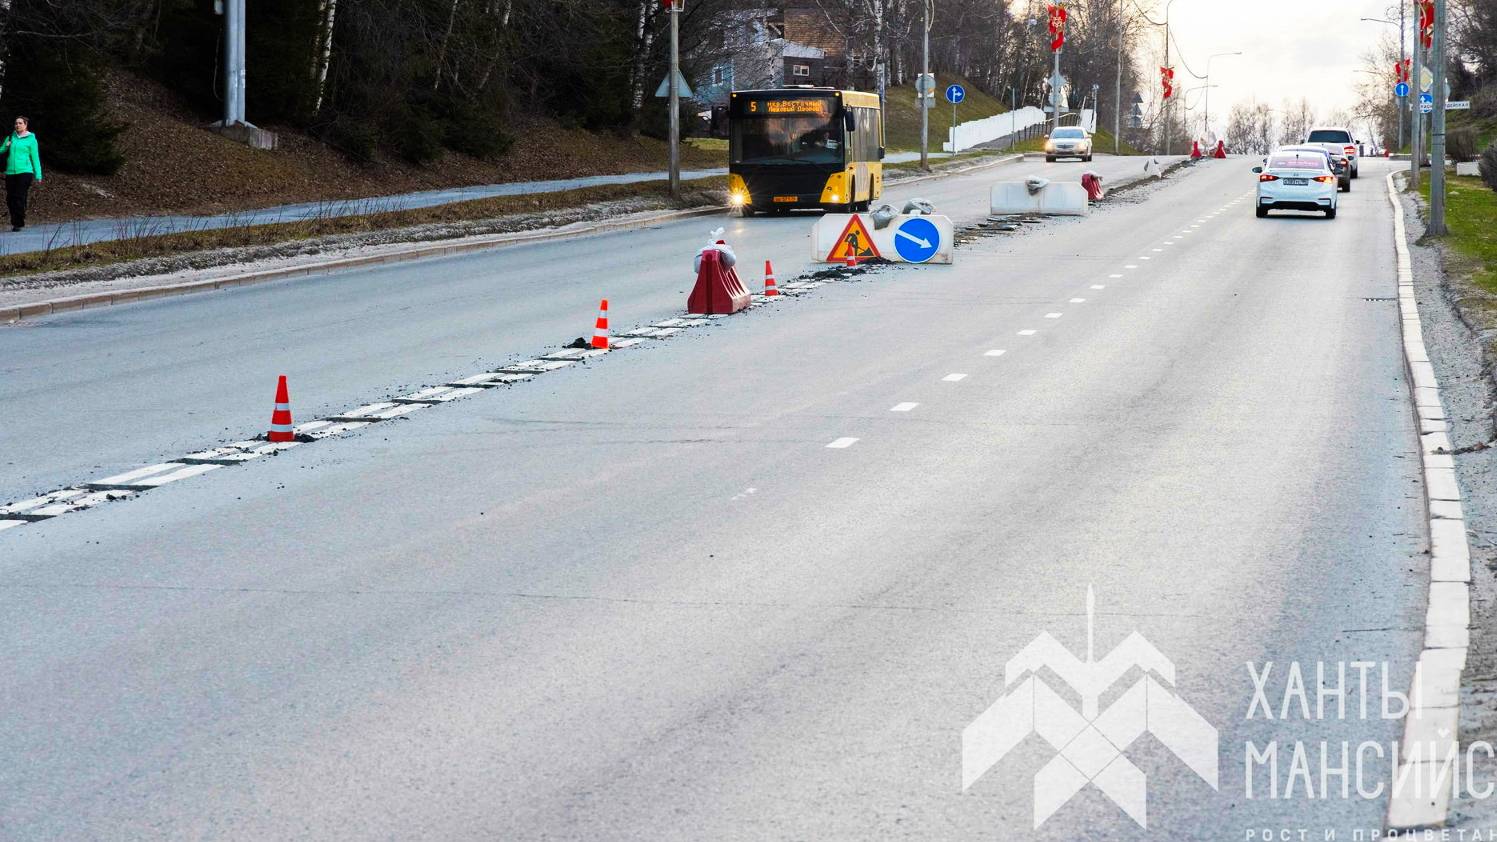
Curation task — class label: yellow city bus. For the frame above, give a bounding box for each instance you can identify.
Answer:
[727,88,884,216]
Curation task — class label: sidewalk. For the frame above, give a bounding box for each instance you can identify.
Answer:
[1,151,949,258]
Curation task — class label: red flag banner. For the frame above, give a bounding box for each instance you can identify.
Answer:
[1418,0,1434,49]
[1160,66,1174,99]
[1047,4,1067,52]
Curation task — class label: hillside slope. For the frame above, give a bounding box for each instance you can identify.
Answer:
[31,73,724,224]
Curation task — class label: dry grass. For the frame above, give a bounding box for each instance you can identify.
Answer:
[1,177,727,278]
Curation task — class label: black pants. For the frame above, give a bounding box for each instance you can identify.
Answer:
[6,173,33,229]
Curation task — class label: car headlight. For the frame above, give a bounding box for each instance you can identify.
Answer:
[1045,142,1054,151]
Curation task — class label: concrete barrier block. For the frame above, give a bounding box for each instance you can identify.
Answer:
[990,181,1090,216]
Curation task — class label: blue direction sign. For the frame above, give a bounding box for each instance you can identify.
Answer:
[1420,91,1434,113]
[1395,81,1410,98]
[945,84,966,105]
[894,217,941,263]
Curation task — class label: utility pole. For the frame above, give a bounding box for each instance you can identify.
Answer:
[1162,4,1171,155]
[1428,0,1447,235]
[1410,0,1422,190]
[1114,0,1123,155]
[920,0,931,172]
[667,0,681,200]
[220,0,246,125]
[1398,2,1406,152]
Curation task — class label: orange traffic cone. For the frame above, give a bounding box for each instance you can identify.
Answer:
[268,375,294,442]
[764,260,779,296]
[591,298,609,349]
[845,253,858,268]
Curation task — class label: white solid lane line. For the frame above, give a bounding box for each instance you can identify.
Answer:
[890,403,919,412]
[942,373,968,382]
[826,437,859,449]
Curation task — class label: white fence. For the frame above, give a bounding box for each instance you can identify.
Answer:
[942,107,1096,153]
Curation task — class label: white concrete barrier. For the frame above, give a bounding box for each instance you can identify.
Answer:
[989,181,1090,216]
[812,213,954,264]
[1456,161,1480,176]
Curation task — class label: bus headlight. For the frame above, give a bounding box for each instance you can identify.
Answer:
[729,191,747,207]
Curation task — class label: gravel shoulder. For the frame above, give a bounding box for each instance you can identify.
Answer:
[1402,181,1497,826]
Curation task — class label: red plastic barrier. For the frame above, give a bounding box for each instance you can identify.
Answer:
[1190,140,1202,159]
[1081,172,1104,201]
[688,248,750,315]
[1213,140,1227,159]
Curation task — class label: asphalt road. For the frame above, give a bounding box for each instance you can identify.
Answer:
[0,158,1425,839]
[0,151,961,256]
[0,153,1173,504]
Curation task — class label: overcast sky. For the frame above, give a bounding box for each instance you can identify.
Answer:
[1152,0,1400,133]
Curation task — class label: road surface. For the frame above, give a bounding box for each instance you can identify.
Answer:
[0,158,1426,839]
[0,151,960,256]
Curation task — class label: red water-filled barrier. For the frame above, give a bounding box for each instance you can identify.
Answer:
[1213,140,1227,159]
[1081,172,1105,201]
[1190,140,1202,159]
[688,246,750,315]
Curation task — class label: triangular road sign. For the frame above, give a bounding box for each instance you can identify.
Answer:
[827,215,880,261]
[655,70,694,98]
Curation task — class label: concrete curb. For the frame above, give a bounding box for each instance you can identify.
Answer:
[1385,171,1475,831]
[0,155,1020,325]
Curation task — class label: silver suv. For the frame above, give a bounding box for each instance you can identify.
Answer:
[1304,127,1360,179]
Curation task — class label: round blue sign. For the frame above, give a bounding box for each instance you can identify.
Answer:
[1395,82,1410,98]
[894,217,941,263]
[945,84,966,105]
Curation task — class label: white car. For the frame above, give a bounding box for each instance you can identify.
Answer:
[1304,126,1360,179]
[1045,127,1093,162]
[1254,149,1339,219]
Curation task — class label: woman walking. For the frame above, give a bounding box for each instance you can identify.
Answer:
[0,117,42,232]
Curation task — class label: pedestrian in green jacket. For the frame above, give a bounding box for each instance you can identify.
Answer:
[1,116,42,231]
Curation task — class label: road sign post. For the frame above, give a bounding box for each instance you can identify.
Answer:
[945,84,964,155]
[666,0,683,200]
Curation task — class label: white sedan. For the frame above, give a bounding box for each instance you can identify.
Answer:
[1253,150,1339,219]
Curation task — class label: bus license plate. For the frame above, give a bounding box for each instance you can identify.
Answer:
[1285,178,1308,186]
[773,196,797,203]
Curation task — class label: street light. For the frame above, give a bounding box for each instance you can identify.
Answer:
[1360,16,1405,153]
[1202,51,1241,140]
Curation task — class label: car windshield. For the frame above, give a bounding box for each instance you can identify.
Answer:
[1052,129,1085,139]
[1268,156,1327,170]
[1306,130,1352,143]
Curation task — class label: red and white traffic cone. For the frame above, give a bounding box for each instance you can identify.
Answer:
[268,375,294,442]
[763,260,779,296]
[591,298,609,350]
[845,253,858,269]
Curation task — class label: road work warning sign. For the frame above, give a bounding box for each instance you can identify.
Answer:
[826,215,880,262]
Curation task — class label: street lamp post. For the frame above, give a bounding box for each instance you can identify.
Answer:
[668,0,681,200]
[1202,51,1241,141]
[920,0,932,172]
[1429,0,1448,236]
[1360,17,1405,152]
[1114,0,1123,154]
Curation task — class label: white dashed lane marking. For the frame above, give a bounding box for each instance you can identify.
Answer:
[942,373,968,382]
[1091,285,1106,290]
[890,403,919,412]
[1125,265,1137,269]
[826,437,859,449]
[1045,313,1062,319]
[1109,274,1122,278]
[984,349,1007,357]
[1069,298,1085,303]
[1019,329,1037,336]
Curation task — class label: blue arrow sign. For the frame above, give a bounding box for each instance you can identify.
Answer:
[1395,81,1410,98]
[1420,91,1434,104]
[945,84,966,105]
[894,217,941,264]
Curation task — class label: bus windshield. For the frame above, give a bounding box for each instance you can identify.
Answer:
[732,111,843,165]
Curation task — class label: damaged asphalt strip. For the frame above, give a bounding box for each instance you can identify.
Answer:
[0,260,887,533]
